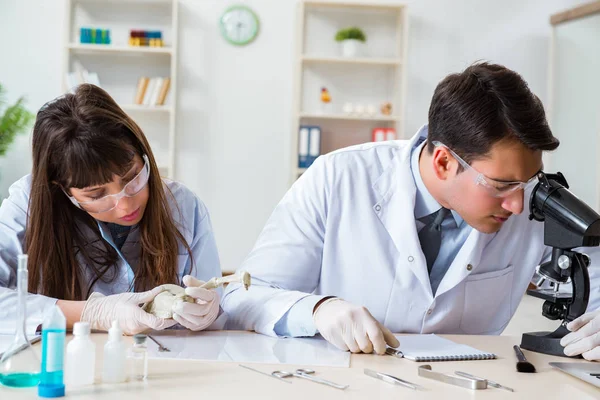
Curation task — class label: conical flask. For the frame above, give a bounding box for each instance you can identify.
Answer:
[0,254,41,387]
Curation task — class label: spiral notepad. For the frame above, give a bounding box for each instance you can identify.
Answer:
[386,334,497,362]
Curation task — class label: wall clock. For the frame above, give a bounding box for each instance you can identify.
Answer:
[220,5,260,46]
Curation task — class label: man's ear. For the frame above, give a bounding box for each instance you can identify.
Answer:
[431,147,454,181]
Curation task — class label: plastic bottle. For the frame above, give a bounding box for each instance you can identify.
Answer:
[102,321,127,383]
[65,322,95,386]
[38,306,66,398]
[129,334,148,381]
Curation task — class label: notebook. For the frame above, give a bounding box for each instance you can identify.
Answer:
[386,334,497,362]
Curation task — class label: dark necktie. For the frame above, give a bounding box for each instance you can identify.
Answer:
[418,207,450,274]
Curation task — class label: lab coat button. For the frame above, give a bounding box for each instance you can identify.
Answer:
[427,309,433,315]
[466,264,473,271]
[375,205,382,212]
[408,256,414,262]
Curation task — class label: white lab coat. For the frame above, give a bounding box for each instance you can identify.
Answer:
[222,127,600,336]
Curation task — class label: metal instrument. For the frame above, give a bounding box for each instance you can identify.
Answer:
[418,365,487,390]
[271,368,348,390]
[364,368,420,390]
[455,371,514,392]
[147,335,170,352]
[239,364,292,384]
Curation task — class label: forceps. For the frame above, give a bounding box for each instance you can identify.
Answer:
[271,368,349,390]
[147,335,170,352]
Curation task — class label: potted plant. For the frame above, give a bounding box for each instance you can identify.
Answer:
[335,27,366,57]
[0,83,34,167]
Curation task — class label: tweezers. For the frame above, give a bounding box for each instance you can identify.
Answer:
[418,365,487,390]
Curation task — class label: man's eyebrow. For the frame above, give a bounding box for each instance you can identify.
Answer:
[487,167,543,183]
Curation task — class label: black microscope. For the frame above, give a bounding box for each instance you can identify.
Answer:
[521,172,600,357]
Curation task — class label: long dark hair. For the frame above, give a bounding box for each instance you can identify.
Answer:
[26,84,192,300]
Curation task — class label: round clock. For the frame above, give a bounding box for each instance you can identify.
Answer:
[219,5,260,46]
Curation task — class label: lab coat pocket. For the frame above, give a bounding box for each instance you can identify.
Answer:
[459,265,514,334]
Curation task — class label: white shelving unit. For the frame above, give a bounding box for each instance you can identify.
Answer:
[290,1,408,183]
[63,0,178,178]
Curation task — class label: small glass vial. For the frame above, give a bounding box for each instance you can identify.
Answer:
[129,334,148,381]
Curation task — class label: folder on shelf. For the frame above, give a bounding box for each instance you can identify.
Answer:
[308,126,321,167]
[298,126,310,168]
[134,77,150,105]
[372,128,386,142]
[386,128,397,141]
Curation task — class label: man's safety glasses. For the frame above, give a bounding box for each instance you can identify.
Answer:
[65,154,150,213]
[431,141,538,198]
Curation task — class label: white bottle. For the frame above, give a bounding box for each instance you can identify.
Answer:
[102,321,127,383]
[65,321,96,386]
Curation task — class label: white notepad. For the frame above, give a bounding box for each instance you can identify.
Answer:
[386,334,497,362]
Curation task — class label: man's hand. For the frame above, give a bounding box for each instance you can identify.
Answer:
[313,298,399,354]
[561,310,600,360]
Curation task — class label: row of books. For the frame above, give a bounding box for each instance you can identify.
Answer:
[298,126,321,169]
[134,77,171,106]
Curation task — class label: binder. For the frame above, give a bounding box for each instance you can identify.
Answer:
[386,128,397,141]
[308,126,321,167]
[298,126,310,168]
[372,128,386,142]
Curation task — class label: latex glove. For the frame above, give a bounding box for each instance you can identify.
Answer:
[561,310,600,360]
[171,275,220,331]
[313,298,400,354]
[81,287,177,335]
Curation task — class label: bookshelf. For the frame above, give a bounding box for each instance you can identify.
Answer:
[290,1,408,184]
[63,0,178,178]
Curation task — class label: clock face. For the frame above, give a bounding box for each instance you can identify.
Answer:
[220,5,260,46]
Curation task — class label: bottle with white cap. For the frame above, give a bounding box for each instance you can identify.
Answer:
[102,321,127,383]
[65,321,96,386]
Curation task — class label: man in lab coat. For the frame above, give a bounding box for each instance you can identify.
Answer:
[222,62,600,361]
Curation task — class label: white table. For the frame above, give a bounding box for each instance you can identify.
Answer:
[2,332,598,399]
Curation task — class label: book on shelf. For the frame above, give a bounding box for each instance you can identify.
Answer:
[136,76,171,107]
[134,77,150,105]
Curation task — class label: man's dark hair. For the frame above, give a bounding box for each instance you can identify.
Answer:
[426,61,559,164]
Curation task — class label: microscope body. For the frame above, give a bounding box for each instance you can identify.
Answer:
[520,172,600,357]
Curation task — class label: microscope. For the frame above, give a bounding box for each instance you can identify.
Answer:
[521,172,600,357]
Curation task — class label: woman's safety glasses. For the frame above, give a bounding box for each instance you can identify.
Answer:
[65,154,150,213]
[431,141,538,198]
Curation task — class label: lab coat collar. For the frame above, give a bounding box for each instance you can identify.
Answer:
[372,125,494,299]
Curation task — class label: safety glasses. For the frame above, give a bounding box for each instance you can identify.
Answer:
[431,141,538,198]
[64,154,150,213]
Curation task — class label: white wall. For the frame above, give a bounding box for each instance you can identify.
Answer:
[0,0,589,272]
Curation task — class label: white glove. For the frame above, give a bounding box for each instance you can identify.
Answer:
[561,310,600,360]
[81,287,177,335]
[171,275,220,331]
[313,298,400,354]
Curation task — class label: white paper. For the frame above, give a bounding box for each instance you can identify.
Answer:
[146,331,350,367]
[394,334,495,359]
[0,335,41,358]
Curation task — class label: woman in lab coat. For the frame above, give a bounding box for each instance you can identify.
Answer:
[222,62,600,361]
[0,84,222,334]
